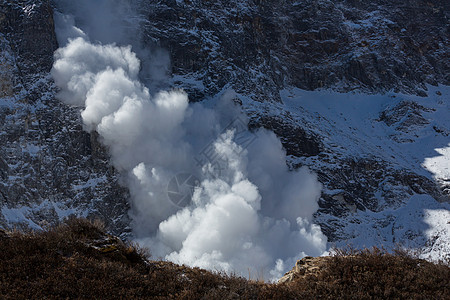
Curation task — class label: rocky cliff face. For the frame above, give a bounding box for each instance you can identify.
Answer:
[0,0,448,258]
[142,0,449,102]
[0,0,129,235]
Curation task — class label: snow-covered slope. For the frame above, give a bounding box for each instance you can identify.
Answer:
[273,85,449,261]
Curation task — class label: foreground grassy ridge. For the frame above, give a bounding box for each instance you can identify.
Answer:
[1,219,448,299]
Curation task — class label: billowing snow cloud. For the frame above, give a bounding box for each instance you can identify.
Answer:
[51,1,326,280]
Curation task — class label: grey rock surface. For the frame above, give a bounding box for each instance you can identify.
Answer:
[0,0,130,236]
[142,0,449,101]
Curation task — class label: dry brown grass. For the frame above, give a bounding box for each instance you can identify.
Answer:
[1,218,448,299]
[283,246,450,299]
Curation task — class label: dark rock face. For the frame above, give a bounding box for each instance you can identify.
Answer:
[0,0,130,235]
[313,158,445,242]
[379,101,434,134]
[249,115,322,157]
[142,0,449,101]
[0,0,57,75]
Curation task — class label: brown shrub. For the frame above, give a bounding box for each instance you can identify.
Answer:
[286,246,449,299]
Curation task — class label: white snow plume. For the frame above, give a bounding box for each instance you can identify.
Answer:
[53,0,138,45]
[51,6,326,281]
[52,35,196,232]
[53,0,169,88]
[53,12,87,46]
[153,130,326,280]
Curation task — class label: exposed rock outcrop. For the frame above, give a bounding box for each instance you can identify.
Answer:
[278,256,332,284]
